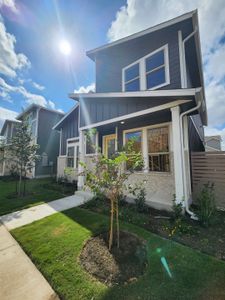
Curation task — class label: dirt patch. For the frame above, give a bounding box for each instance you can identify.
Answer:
[51,224,68,236]
[79,231,148,286]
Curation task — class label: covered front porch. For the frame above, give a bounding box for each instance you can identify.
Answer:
[78,103,190,211]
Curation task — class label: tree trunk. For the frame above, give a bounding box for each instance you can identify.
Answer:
[116,198,120,248]
[18,167,22,197]
[109,198,114,251]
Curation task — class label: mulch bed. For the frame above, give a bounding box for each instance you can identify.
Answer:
[79,231,148,286]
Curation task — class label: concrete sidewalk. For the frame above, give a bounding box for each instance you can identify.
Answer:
[0,225,59,300]
[0,194,86,230]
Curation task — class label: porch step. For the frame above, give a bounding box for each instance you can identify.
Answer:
[74,190,94,202]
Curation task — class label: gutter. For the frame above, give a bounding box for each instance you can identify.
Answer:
[180,96,202,220]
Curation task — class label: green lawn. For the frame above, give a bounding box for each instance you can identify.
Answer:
[12,208,225,300]
[0,178,75,216]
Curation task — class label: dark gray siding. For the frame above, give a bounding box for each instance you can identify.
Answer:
[60,107,79,155]
[188,115,204,152]
[80,97,180,127]
[36,110,63,176]
[95,19,193,93]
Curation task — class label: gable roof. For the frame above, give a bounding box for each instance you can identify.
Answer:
[0,119,21,136]
[86,10,197,60]
[53,103,79,131]
[17,104,64,120]
[205,135,222,142]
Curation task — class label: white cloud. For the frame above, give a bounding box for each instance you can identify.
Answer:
[0,106,18,130]
[0,19,30,77]
[48,100,55,110]
[107,0,225,55]
[0,77,47,106]
[32,82,45,91]
[0,0,18,13]
[57,108,64,114]
[74,83,95,94]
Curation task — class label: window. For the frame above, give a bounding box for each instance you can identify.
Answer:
[85,132,97,155]
[122,45,169,91]
[67,143,79,168]
[67,146,74,168]
[147,127,169,172]
[125,130,142,170]
[124,63,140,91]
[41,152,48,166]
[123,125,170,173]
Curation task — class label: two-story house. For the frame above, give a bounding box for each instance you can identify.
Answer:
[54,10,206,215]
[0,104,64,178]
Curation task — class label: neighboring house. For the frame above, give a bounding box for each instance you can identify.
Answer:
[205,136,222,151]
[55,10,207,212]
[0,119,21,176]
[0,104,64,178]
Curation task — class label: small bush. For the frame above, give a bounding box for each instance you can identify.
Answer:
[171,194,184,221]
[135,187,147,213]
[196,183,216,227]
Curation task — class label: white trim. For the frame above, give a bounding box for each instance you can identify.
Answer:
[122,44,170,92]
[17,103,64,120]
[78,130,85,189]
[70,87,202,100]
[66,140,79,169]
[123,122,171,173]
[59,129,62,156]
[67,137,79,141]
[171,106,184,204]
[80,100,191,130]
[86,10,197,59]
[178,30,186,88]
[53,103,79,130]
[84,131,98,156]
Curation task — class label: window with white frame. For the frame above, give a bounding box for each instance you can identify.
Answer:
[124,125,170,172]
[147,127,170,172]
[123,45,169,91]
[124,130,143,170]
[85,131,97,155]
[124,63,140,91]
[67,146,75,168]
[67,143,79,168]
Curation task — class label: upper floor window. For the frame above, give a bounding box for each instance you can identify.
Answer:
[124,63,140,91]
[122,45,170,92]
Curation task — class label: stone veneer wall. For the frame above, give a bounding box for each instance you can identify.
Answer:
[84,154,175,211]
[57,156,78,181]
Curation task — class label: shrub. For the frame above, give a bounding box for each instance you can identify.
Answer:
[196,183,216,227]
[135,187,147,212]
[171,194,184,221]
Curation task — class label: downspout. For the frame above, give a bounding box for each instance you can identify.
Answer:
[180,27,200,220]
[180,98,202,220]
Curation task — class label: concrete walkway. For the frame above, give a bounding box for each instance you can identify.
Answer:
[0,194,86,230]
[0,225,59,300]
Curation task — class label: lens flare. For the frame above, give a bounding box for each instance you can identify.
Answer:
[59,39,71,56]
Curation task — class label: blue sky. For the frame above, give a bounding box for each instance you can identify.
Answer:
[0,0,225,148]
[0,0,124,115]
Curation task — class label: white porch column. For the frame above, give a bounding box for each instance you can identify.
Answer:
[78,129,85,190]
[183,115,192,201]
[171,106,184,204]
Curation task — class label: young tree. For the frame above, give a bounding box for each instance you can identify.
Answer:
[6,120,40,196]
[81,131,143,251]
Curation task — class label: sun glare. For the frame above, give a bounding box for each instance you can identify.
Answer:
[59,39,71,56]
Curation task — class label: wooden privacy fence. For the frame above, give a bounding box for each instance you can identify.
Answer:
[191,151,225,210]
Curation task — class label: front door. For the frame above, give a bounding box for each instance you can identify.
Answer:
[103,134,116,158]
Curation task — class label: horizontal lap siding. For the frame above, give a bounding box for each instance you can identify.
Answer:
[191,152,225,209]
